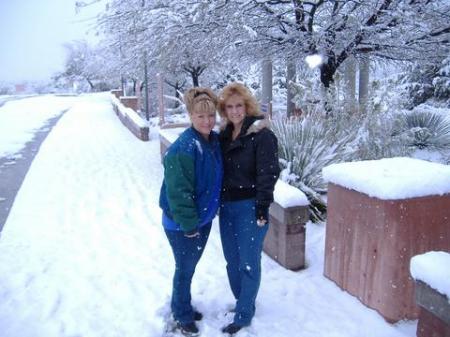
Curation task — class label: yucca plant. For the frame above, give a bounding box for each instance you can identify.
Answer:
[272,112,356,222]
[394,109,450,151]
[355,110,411,161]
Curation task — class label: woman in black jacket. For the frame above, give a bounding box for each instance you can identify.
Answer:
[218,83,280,335]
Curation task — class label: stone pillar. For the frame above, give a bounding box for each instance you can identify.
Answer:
[358,57,370,114]
[286,60,296,118]
[111,89,123,99]
[343,56,356,113]
[265,201,308,270]
[120,96,138,111]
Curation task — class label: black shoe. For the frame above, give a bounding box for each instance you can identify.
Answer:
[193,310,203,321]
[222,323,242,335]
[176,321,199,336]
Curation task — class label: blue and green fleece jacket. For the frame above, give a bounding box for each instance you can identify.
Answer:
[159,126,223,233]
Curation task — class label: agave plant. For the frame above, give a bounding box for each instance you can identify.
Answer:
[395,108,450,150]
[272,112,356,222]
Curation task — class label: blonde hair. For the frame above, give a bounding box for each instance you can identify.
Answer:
[183,87,218,115]
[218,82,261,119]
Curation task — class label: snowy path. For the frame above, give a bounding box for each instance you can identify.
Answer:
[0,94,416,337]
[0,95,78,158]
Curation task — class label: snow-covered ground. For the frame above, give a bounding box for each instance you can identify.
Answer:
[0,95,78,157]
[0,93,417,337]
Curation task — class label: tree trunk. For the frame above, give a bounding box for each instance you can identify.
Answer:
[286,60,296,118]
[320,62,336,89]
[261,59,273,116]
[132,79,137,95]
[184,65,205,87]
[192,74,199,87]
[359,58,370,114]
[344,56,357,113]
[174,82,183,108]
[86,78,94,91]
[319,64,336,114]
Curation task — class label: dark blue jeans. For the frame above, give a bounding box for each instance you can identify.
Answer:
[219,199,268,326]
[164,223,211,324]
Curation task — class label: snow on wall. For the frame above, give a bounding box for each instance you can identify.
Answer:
[274,179,309,207]
[410,251,450,299]
[322,157,450,200]
[111,95,148,128]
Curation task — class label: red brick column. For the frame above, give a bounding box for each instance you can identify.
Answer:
[110,89,123,99]
[324,183,450,322]
[120,96,138,111]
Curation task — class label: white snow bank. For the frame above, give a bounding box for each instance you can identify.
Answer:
[274,180,309,207]
[0,95,77,157]
[410,251,450,299]
[322,157,450,200]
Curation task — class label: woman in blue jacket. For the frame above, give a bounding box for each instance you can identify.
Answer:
[159,87,222,336]
[218,83,280,335]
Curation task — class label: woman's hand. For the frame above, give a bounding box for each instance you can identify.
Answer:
[256,205,269,227]
[256,218,267,227]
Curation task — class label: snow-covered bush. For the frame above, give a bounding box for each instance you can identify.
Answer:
[403,57,450,109]
[272,111,356,221]
[289,75,324,116]
[0,84,13,95]
[354,110,410,161]
[394,108,450,151]
[433,57,450,104]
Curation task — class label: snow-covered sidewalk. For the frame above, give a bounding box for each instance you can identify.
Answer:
[0,93,416,337]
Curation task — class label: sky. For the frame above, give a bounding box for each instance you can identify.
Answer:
[0,93,424,337]
[0,0,104,84]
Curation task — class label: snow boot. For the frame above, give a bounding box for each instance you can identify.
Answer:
[222,323,242,335]
[176,321,200,337]
[194,310,203,321]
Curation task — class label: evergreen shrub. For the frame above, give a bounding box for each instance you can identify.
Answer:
[394,108,450,151]
[272,111,356,222]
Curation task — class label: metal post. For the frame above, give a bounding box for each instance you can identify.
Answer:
[261,59,273,117]
[144,54,149,121]
[157,73,165,126]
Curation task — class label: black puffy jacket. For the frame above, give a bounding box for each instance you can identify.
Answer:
[219,115,280,219]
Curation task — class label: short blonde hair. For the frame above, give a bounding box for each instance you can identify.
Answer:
[218,82,260,119]
[183,87,218,115]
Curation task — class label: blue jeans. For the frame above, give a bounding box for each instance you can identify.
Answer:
[164,223,211,324]
[219,199,268,326]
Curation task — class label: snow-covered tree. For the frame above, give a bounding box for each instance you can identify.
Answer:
[57,40,116,91]
[200,0,450,89]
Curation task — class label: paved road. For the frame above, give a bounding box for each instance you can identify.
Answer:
[0,95,35,108]
[0,111,67,232]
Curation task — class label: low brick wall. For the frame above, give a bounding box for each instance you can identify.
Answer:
[120,96,139,111]
[159,124,190,159]
[111,96,149,141]
[110,89,123,99]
